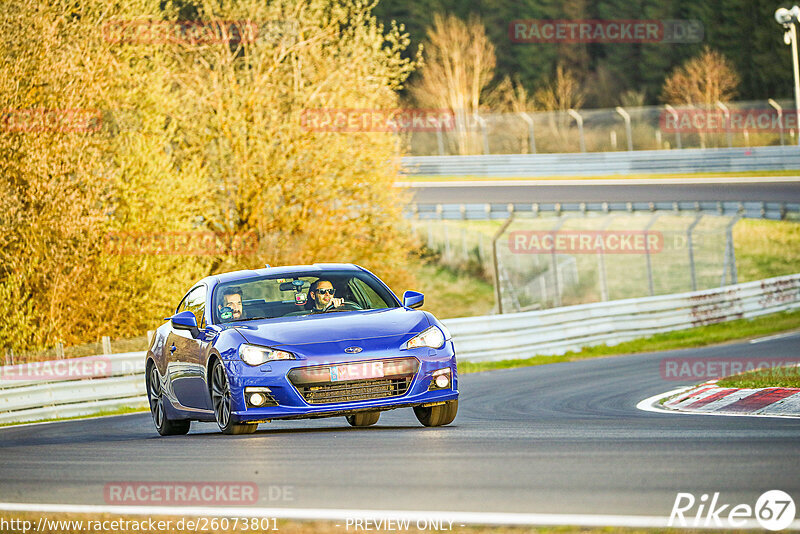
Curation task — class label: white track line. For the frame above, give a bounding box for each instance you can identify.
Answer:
[749,331,800,344]
[395,176,800,187]
[0,410,147,432]
[3,502,797,530]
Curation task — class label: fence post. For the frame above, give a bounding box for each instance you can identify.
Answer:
[518,112,536,154]
[615,106,633,151]
[102,336,112,355]
[687,214,703,291]
[548,217,568,308]
[56,342,64,360]
[721,214,741,286]
[492,213,515,314]
[4,349,12,366]
[664,104,681,149]
[716,101,732,148]
[567,109,586,153]
[644,214,660,296]
[769,99,785,146]
[596,216,614,302]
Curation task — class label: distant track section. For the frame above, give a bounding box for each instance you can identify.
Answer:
[401,146,800,177]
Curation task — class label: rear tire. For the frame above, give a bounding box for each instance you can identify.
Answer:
[346,411,380,427]
[210,359,257,435]
[147,364,191,436]
[414,399,458,427]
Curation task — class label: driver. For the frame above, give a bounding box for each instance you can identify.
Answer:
[308,280,344,311]
[219,286,245,321]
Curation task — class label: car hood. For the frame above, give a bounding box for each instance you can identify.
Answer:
[233,307,430,349]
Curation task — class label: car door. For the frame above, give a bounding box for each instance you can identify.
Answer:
[166,284,212,410]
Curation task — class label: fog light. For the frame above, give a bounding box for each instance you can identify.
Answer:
[245,386,274,407]
[429,368,452,390]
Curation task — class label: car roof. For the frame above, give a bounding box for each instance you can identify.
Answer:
[205,263,363,286]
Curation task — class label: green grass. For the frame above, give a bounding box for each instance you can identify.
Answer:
[0,405,147,428]
[398,169,800,182]
[734,219,800,282]
[717,365,800,388]
[458,309,800,374]
[409,256,496,320]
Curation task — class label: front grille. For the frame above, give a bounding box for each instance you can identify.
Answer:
[297,376,412,405]
[287,357,419,405]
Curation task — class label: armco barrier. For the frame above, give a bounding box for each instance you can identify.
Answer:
[0,274,798,424]
[401,145,800,177]
[0,352,146,425]
[447,274,800,362]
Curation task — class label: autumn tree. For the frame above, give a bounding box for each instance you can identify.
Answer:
[410,13,496,155]
[661,46,740,106]
[0,0,421,354]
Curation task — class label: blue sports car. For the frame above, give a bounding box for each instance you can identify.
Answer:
[146,264,458,435]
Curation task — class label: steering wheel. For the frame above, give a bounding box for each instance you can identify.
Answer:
[338,300,363,310]
[321,300,363,312]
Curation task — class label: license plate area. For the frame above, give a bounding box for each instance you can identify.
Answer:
[330,361,385,382]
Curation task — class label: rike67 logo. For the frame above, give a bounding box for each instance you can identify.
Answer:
[669,490,796,530]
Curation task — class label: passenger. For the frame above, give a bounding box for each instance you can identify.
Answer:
[219,286,245,321]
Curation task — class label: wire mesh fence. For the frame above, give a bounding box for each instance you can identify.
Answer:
[413,212,739,313]
[407,99,797,156]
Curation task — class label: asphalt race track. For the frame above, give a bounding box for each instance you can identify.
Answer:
[407,180,800,205]
[1,333,798,518]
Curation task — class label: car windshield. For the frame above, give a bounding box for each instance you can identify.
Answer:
[212,270,398,323]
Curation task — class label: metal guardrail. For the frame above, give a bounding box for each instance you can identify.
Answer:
[0,273,798,423]
[407,201,800,221]
[0,352,145,424]
[401,146,800,177]
[448,274,800,361]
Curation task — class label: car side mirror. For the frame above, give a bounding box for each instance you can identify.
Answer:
[170,310,199,332]
[403,290,424,309]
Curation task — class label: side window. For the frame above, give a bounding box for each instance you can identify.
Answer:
[176,291,192,314]
[184,285,207,329]
[349,278,389,310]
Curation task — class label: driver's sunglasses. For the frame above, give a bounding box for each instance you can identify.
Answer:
[316,288,335,295]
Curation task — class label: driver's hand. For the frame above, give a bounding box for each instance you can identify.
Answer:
[332,297,344,308]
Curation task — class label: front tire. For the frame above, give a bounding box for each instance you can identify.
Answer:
[210,359,257,435]
[414,399,458,427]
[147,364,190,436]
[346,411,380,427]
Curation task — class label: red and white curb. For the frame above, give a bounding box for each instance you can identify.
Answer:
[639,381,800,418]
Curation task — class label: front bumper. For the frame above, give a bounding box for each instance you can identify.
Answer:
[224,344,458,423]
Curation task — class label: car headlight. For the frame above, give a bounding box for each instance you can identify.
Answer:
[239,344,295,366]
[402,326,448,350]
